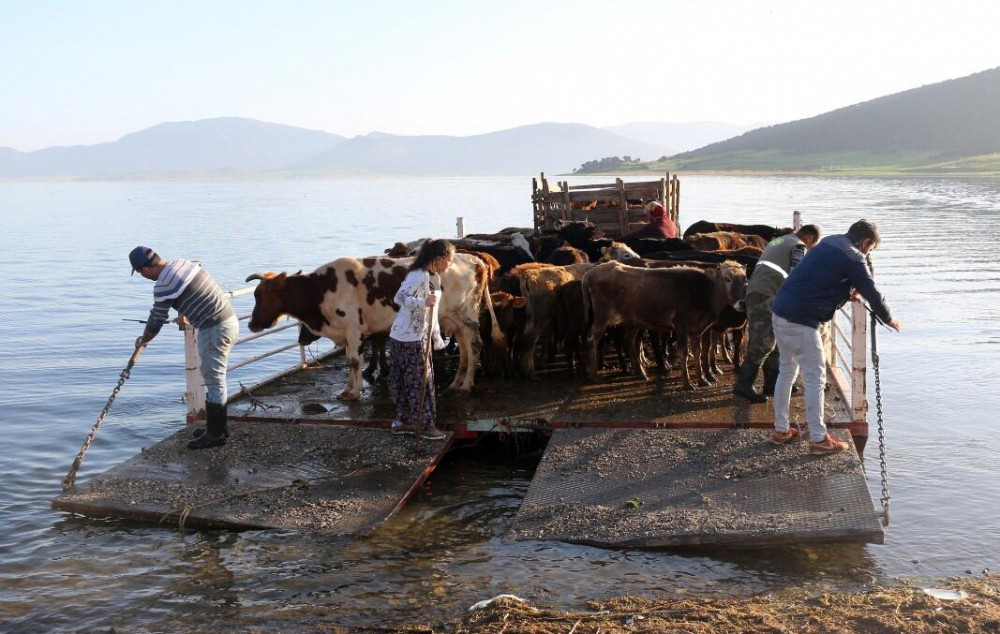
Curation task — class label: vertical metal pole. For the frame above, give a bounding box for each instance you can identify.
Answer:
[184,324,206,424]
[850,298,869,422]
[456,217,465,239]
[793,210,802,231]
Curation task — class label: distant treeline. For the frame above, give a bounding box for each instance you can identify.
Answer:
[574,155,660,173]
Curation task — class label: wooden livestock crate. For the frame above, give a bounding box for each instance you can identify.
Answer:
[532,172,680,238]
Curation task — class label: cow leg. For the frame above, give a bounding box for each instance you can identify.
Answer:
[696,332,713,388]
[338,333,364,400]
[584,319,609,379]
[628,328,648,380]
[362,338,378,380]
[732,325,746,371]
[703,331,718,384]
[377,336,390,374]
[680,335,695,390]
[448,319,482,392]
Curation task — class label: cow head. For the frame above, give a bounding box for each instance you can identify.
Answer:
[384,242,412,257]
[555,220,603,249]
[245,271,288,332]
[599,241,641,263]
[718,261,748,307]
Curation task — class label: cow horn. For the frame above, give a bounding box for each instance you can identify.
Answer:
[245,273,264,282]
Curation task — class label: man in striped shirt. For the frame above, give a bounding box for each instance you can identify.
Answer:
[131,246,239,449]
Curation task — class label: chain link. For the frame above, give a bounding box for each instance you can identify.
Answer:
[63,347,143,492]
[871,312,890,527]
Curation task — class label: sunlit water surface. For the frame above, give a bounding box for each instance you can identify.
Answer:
[0,175,997,631]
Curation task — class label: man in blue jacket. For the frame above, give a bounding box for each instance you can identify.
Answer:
[769,220,901,455]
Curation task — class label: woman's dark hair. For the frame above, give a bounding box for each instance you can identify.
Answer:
[409,238,455,271]
[847,219,881,250]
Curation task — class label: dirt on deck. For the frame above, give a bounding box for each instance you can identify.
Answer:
[509,428,880,548]
[55,423,447,534]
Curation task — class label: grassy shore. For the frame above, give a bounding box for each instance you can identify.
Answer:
[572,151,1000,178]
[305,575,1000,633]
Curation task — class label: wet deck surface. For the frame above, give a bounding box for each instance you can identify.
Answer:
[230,351,853,431]
[54,422,451,534]
[509,428,884,548]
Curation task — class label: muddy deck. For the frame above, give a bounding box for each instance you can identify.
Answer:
[229,352,857,437]
[509,428,884,547]
[54,422,451,534]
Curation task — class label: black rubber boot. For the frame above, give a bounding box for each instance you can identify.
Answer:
[192,402,230,439]
[762,351,781,396]
[188,402,227,449]
[733,361,767,403]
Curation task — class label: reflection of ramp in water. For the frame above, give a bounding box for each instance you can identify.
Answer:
[53,423,451,534]
[510,428,884,548]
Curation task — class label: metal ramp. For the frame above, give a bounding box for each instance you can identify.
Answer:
[509,428,884,548]
[53,422,450,534]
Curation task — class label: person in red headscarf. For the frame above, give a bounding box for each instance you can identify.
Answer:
[621,201,678,240]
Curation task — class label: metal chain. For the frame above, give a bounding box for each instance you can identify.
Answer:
[871,311,890,527]
[63,347,143,492]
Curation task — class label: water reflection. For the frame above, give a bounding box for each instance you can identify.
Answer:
[1,176,999,630]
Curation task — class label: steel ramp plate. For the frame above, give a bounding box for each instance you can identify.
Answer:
[53,422,450,534]
[510,428,884,548]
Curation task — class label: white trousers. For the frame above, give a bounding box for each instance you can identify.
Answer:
[771,314,828,442]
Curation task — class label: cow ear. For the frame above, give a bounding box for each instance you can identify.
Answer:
[275,272,288,284]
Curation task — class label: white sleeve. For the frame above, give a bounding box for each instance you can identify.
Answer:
[394,270,426,309]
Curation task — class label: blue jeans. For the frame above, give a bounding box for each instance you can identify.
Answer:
[197,315,239,405]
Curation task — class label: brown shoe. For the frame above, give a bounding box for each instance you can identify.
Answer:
[770,428,799,445]
[809,433,850,455]
[419,424,448,440]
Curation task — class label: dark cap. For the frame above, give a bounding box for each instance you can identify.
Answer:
[129,246,157,275]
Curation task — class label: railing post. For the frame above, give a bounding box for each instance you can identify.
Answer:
[850,298,868,422]
[184,324,206,424]
[456,216,465,239]
[793,210,802,231]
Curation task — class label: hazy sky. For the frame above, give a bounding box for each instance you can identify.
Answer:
[2,0,998,151]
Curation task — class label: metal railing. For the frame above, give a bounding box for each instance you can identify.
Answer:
[182,285,337,422]
[827,299,869,422]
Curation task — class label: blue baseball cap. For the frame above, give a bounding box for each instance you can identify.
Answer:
[129,246,157,275]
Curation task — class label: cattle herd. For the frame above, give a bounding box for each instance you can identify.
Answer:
[245,219,794,400]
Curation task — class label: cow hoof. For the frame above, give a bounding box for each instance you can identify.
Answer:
[336,391,361,401]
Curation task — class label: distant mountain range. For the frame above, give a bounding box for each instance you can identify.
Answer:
[0,118,346,177]
[664,66,1000,173]
[0,119,719,179]
[5,66,999,178]
[291,123,672,175]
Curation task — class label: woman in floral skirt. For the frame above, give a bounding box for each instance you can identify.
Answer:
[388,239,453,440]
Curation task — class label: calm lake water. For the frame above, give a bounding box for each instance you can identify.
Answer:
[0,175,998,631]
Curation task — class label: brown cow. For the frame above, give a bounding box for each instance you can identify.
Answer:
[683,220,794,242]
[480,291,527,377]
[544,245,588,265]
[685,231,768,251]
[512,262,595,379]
[582,261,747,389]
[246,253,503,400]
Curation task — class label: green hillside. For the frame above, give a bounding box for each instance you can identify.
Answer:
[650,67,1000,175]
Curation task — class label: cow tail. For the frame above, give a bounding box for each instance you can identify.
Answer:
[580,276,592,339]
[480,268,506,350]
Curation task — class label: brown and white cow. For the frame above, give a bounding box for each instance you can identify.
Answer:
[582,260,747,389]
[246,253,503,400]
